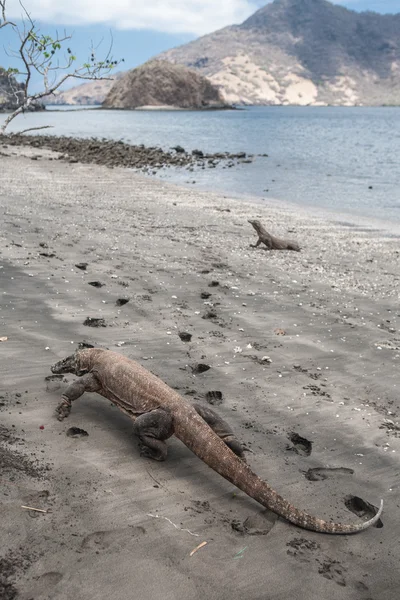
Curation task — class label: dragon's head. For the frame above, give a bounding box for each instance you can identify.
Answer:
[51,351,81,375]
[248,219,261,229]
[51,346,98,376]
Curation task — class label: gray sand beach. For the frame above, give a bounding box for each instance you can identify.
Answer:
[0,144,399,600]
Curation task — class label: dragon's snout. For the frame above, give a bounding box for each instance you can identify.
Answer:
[51,354,76,374]
[51,361,64,374]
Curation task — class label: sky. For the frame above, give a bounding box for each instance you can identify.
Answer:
[1,0,399,92]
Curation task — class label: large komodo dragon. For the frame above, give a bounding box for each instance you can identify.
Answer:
[51,348,383,534]
[249,219,301,251]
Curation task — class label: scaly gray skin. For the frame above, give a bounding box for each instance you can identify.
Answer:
[51,348,383,534]
[249,219,301,251]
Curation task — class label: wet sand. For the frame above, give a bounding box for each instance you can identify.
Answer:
[0,144,399,600]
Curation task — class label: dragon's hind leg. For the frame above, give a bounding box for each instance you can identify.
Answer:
[192,403,245,459]
[133,409,174,461]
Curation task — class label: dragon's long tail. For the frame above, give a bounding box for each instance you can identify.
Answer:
[174,408,383,534]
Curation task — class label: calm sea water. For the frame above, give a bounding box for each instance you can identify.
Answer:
[2,106,400,223]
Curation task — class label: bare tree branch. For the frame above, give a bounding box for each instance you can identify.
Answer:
[10,124,53,135]
[0,0,122,134]
[0,0,16,29]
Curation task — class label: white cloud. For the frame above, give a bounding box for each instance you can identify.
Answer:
[5,0,260,35]
[4,1,396,36]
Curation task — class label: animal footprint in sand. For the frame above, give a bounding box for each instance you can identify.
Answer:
[204,391,223,405]
[317,558,347,587]
[232,510,277,536]
[287,432,312,456]
[345,496,383,528]
[81,527,146,551]
[305,467,354,481]
[286,537,320,563]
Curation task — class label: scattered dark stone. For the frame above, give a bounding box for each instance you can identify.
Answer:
[344,495,383,528]
[209,280,219,287]
[172,145,185,153]
[202,310,217,320]
[205,391,223,405]
[75,262,88,270]
[368,186,373,189]
[0,134,246,174]
[39,242,48,248]
[178,332,192,342]
[78,341,95,349]
[200,269,211,274]
[287,432,312,456]
[88,281,104,288]
[116,298,129,306]
[83,317,106,327]
[192,364,211,375]
[39,252,56,258]
[66,427,89,438]
[201,292,211,299]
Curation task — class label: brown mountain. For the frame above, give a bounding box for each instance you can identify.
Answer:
[102,60,228,109]
[36,0,400,107]
[156,0,400,106]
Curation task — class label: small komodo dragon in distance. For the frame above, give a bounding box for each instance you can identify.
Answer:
[249,219,301,251]
[51,348,383,534]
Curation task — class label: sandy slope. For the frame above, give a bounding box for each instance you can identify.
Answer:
[0,146,399,600]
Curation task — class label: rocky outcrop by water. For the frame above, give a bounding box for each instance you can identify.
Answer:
[103,60,229,110]
[0,134,254,173]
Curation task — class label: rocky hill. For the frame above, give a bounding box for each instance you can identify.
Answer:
[0,68,24,111]
[103,60,228,109]
[156,0,400,106]
[0,68,44,112]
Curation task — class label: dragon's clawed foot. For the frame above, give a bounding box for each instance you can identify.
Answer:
[56,399,71,421]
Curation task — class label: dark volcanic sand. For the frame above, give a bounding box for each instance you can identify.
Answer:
[0,145,399,600]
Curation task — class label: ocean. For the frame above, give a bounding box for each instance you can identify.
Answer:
[2,105,400,223]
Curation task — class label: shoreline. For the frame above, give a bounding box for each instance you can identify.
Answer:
[2,130,399,233]
[0,146,399,599]
[159,176,400,239]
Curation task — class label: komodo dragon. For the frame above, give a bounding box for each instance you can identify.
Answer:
[51,348,383,534]
[249,219,301,251]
